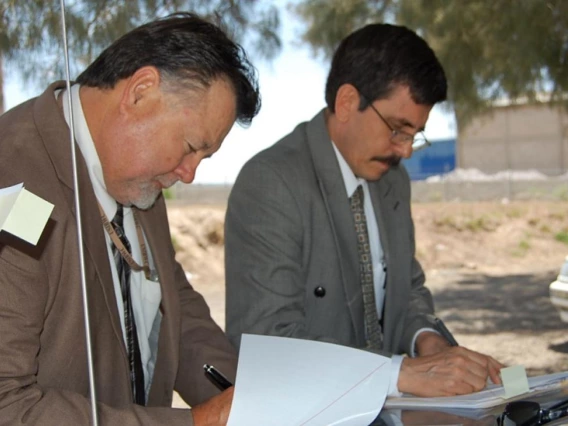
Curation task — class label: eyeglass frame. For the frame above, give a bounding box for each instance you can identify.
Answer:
[360,94,431,152]
[498,398,568,426]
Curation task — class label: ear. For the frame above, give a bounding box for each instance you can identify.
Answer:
[334,84,360,123]
[119,66,161,113]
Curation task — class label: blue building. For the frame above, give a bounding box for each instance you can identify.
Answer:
[402,138,456,180]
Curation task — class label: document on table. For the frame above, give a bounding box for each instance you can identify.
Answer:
[0,183,54,245]
[227,334,391,426]
[384,371,568,410]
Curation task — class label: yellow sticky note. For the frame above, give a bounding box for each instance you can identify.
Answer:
[0,184,54,245]
[501,365,530,399]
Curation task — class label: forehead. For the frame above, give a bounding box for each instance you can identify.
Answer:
[168,77,236,114]
[174,78,237,146]
[378,85,432,130]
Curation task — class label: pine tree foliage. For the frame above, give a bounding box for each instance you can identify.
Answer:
[293,0,568,131]
[0,1,281,87]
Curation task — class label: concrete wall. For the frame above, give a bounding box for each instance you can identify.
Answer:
[458,104,568,175]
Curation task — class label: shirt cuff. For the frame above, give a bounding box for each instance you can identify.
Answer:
[409,327,439,357]
[388,355,404,396]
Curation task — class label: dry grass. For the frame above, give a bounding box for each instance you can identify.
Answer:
[167,201,568,383]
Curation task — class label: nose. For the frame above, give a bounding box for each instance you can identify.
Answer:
[174,156,199,184]
[393,142,413,159]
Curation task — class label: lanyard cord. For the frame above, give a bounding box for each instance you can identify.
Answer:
[97,202,158,282]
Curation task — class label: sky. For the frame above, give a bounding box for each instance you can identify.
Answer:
[4,7,457,185]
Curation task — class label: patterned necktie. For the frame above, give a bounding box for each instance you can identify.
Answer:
[111,205,146,405]
[350,185,383,350]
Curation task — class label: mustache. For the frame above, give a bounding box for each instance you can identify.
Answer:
[371,155,401,167]
[157,176,179,189]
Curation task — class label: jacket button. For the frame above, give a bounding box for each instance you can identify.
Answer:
[314,286,326,298]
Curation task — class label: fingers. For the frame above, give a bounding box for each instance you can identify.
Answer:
[454,347,506,386]
[399,347,504,397]
[398,360,477,397]
[441,347,504,385]
[488,356,506,384]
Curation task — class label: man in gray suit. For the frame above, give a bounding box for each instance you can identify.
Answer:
[0,13,259,425]
[225,23,503,397]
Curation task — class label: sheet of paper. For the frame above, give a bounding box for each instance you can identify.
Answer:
[227,334,391,426]
[0,183,24,226]
[384,371,568,410]
[0,183,54,245]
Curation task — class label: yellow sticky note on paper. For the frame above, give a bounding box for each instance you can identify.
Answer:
[0,183,54,245]
[501,365,530,399]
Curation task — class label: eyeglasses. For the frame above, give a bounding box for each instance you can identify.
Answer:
[366,101,431,152]
[498,399,568,426]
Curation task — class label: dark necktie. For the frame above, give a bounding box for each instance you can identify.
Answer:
[350,185,383,350]
[111,205,146,405]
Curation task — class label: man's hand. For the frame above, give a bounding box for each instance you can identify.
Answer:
[191,387,234,426]
[398,347,504,397]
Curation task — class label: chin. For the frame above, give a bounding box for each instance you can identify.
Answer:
[132,199,157,210]
[129,187,162,210]
[360,169,387,182]
[134,195,161,210]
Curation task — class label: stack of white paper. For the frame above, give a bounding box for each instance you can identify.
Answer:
[228,334,391,426]
[384,371,568,410]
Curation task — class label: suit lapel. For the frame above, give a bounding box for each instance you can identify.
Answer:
[305,111,365,345]
[368,170,401,347]
[368,173,395,269]
[34,82,126,358]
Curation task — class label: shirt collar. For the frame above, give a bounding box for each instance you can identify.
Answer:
[61,84,118,220]
[331,141,366,198]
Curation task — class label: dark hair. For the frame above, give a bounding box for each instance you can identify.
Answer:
[325,23,447,112]
[77,12,260,125]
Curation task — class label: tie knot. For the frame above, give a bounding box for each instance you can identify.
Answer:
[350,185,364,209]
[112,205,124,229]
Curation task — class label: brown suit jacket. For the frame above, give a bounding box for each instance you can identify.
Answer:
[0,82,237,425]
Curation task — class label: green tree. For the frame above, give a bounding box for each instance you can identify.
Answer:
[0,0,281,113]
[293,0,568,132]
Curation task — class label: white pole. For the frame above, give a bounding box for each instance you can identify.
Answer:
[58,1,99,424]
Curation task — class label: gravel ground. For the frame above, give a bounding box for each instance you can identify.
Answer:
[187,267,568,377]
[427,268,568,376]
[169,202,568,409]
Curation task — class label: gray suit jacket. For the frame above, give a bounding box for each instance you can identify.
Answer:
[0,82,237,425]
[225,110,435,356]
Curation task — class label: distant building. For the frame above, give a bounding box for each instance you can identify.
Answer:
[457,98,568,176]
[402,138,456,180]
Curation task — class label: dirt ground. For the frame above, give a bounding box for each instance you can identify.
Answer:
[167,201,568,377]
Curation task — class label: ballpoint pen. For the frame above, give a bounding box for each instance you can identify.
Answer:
[203,364,233,391]
[433,317,459,347]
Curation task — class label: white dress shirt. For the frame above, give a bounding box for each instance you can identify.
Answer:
[61,85,162,398]
[331,142,403,394]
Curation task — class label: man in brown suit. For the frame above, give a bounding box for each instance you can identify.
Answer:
[0,13,259,426]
